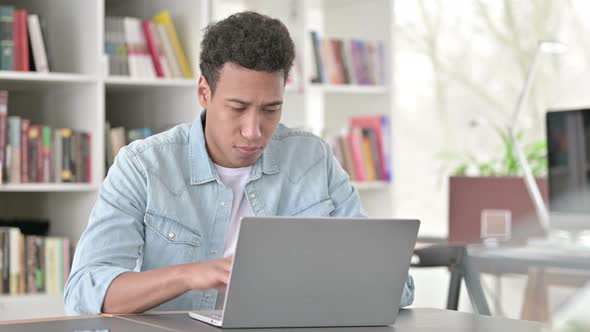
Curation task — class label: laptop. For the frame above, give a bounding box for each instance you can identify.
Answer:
[188,216,420,328]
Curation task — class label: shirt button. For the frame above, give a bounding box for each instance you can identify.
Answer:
[205,294,212,299]
[168,232,176,239]
[250,193,256,199]
[221,201,227,207]
[210,249,218,255]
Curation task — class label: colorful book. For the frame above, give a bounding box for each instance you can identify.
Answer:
[350,115,390,181]
[153,11,193,78]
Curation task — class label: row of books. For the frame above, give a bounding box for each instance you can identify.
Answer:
[0,91,92,184]
[325,115,391,182]
[105,122,152,170]
[105,11,192,79]
[0,227,71,295]
[310,31,385,86]
[0,6,50,72]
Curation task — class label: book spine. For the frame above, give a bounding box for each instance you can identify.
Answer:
[35,236,44,292]
[20,118,29,182]
[155,23,181,78]
[347,127,367,181]
[27,14,49,73]
[13,9,29,71]
[1,229,8,294]
[25,236,37,293]
[0,90,7,184]
[153,11,193,78]
[42,126,51,183]
[61,128,72,182]
[28,125,40,182]
[0,6,15,70]
[53,128,62,183]
[142,20,164,77]
[9,227,20,295]
[7,116,21,183]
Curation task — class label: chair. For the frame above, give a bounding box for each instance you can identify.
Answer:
[412,239,491,315]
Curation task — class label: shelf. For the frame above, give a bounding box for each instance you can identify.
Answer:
[352,181,390,190]
[105,76,197,91]
[308,84,388,94]
[0,183,98,192]
[0,71,98,91]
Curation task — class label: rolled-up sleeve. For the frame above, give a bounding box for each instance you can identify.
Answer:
[64,147,147,315]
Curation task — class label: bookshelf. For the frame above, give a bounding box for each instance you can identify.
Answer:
[0,0,395,320]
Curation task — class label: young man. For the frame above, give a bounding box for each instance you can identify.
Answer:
[64,11,414,315]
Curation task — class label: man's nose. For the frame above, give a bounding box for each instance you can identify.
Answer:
[241,111,262,140]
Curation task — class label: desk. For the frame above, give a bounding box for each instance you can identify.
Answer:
[468,245,590,321]
[0,308,544,332]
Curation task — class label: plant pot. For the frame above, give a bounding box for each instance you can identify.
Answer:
[448,176,548,245]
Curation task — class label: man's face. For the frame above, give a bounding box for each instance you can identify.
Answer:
[198,63,284,168]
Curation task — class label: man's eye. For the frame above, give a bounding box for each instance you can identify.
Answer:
[265,108,280,113]
[229,107,246,112]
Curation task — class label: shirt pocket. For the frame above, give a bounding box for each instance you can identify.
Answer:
[291,198,335,217]
[142,210,202,269]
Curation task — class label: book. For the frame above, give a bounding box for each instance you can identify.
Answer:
[309,31,326,83]
[123,17,155,78]
[60,128,72,182]
[0,90,7,184]
[41,126,51,182]
[20,118,29,182]
[13,9,29,71]
[1,229,9,293]
[347,127,367,181]
[360,130,377,181]
[53,128,62,183]
[153,11,193,78]
[8,227,20,295]
[27,14,49,73]
[7,116,21,183]
[350,115,390,181]
[27,125,42,182]
[0,6,15,70]
[156,23,182,78]
[143,20,166,78]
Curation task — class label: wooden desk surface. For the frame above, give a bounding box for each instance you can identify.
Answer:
[0,308,545,332]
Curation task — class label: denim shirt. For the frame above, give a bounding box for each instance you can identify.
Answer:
[64,111,415,315]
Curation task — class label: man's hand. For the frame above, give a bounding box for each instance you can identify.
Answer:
[184,256,233,291]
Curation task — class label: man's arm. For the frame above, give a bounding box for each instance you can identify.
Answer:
[64,147,231,314]
[102,258,231,314]
[324,141,415,308]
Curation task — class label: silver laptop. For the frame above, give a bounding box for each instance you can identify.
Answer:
[188,217,420,328]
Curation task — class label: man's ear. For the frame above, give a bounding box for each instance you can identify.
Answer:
[197,75,211,109]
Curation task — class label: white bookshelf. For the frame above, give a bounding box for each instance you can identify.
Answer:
[0,0,395,319]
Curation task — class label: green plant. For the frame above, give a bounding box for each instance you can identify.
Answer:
[440,126,547,177]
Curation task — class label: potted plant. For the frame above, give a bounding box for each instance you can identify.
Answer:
[443,127,549,245]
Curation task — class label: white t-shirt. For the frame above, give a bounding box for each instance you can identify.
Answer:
[213,163,254,257]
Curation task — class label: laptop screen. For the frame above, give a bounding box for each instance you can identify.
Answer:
[546,109,590,215]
